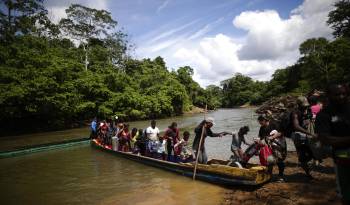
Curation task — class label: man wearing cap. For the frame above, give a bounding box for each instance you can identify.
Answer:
[315,84,350,204]
[291,96,316,178]
[192,117,229,164]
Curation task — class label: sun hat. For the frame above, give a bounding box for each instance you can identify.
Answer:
[205,117,215,125]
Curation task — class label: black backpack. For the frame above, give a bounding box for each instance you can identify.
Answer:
[279,111,293,138]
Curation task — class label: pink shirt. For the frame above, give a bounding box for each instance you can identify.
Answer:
[311,104,321,116]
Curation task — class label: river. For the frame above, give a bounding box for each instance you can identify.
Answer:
[0,108,295,205]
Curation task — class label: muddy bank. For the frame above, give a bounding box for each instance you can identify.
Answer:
[184,106,207,114]
[222,152,340,205]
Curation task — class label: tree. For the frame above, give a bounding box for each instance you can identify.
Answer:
[205,85,223,109]
[0,0,51,40]
[59,4,117,71]
[298,38,336,88]
[176,66,206,107]
[327,0,350,38]
[104,31,129,67]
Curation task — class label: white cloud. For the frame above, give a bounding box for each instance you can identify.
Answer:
[135,0,336,87]
[172,34,295,86]
[45,0,109,23]
[234,0,335,60]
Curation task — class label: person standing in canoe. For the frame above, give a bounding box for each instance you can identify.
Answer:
[146,120,160,158]
[192,117,229,164]
[118,124,131,152]
[163,122,180,161]
[90,117,98,139]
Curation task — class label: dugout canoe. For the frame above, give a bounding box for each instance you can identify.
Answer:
[91,139,271,186]
[0,137,90,159]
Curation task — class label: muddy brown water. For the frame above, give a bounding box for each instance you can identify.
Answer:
[0,108,296,205]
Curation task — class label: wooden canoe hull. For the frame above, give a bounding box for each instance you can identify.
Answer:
[91,140,271,186]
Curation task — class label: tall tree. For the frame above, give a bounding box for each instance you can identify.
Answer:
[0,0,49,40]
[59,4,117,71]
[298,38,335,88]
[327,0,350,38]
[104,31,129,67]
[176,66,206,107]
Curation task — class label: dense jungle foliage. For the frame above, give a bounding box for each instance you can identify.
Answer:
[0,1,220,134]
[0,0,349,135]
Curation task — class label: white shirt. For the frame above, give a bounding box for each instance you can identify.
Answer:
[146,126,160,141]
[157,140,166,153]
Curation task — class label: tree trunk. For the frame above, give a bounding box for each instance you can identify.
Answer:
[7,0,12,35]
[83,44,88,71]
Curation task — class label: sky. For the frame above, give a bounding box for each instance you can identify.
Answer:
[45,0,336,87]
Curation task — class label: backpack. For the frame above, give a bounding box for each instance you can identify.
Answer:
[279,111,293,138]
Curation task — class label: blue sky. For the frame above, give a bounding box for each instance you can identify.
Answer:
[45,0,335,87]
[109,0,302,39]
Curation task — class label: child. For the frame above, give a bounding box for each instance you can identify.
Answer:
[135,129,147,156]
[157,136,167,160]
[174,131,192,162]
[130,128,139,152]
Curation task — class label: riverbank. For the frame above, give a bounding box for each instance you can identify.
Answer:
[222,152,340,205]
[184,106,207,114]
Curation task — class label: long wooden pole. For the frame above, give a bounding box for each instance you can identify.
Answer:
[193,105,207,180]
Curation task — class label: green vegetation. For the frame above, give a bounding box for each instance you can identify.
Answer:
[218,0,350,107]
[0,0,349,134]
[0,1,217,135]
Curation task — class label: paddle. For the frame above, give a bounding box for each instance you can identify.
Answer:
[192,105,207,180]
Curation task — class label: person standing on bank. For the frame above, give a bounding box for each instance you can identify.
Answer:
[192,117,229,164]
[291,96,316,178]
[315,84,350,204]
[257,114,287,182]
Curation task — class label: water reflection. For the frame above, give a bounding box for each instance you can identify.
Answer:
[0,108,296,205]
[0,145,225,205]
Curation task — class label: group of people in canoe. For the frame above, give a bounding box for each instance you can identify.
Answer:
[91,83,350,203]
[90,119,193,162]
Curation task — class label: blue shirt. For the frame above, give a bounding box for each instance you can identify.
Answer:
[91,120,97,132]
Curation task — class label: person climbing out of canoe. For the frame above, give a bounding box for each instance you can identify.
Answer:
[228,125,251,167]
[192,117,230,164]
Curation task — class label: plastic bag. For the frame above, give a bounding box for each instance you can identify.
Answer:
[259,145,274,166]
